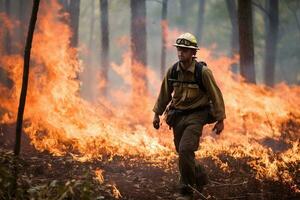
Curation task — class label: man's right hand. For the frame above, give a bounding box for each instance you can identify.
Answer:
[153,113,160,129]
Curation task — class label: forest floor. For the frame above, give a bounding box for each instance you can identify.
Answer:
[0,124,299,200]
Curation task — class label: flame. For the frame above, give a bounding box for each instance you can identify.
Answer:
[0,0,299,193]
[95,168,105,184]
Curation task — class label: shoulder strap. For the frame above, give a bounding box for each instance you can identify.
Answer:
[167,62,179,88]
[194,61,207,92]
[170,61,179,79]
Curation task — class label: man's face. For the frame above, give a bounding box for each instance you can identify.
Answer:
[176,47,194,62]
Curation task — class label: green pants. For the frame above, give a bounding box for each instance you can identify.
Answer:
[172,109,207,194]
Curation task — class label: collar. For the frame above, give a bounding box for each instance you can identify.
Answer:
[177,60,196,73]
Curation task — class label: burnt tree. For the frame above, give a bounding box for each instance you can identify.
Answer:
[15,0,40,156]
[130,0,147,92]
[195,0,205,45]
[100,0,109,91]
[226,0,239,73]
[130,0,147,66]
[161,0,168,79]
[238,0,256,83]
[68,0,80,48]
[264,0,279,86]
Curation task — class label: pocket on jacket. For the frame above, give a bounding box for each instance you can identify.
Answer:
[186,84,199,100]
[172,82,181,98]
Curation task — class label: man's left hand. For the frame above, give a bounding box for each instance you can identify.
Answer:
[213,120,224,135]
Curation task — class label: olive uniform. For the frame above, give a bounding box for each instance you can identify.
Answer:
[153,60,226,194]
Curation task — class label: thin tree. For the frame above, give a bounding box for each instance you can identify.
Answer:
[161,0,168,79]
[130,0,147,93]
[14,0,41,156]
[237,0,256,83]
[130,0,147,66]
[225,0,239,73]
[264,0,279,86]
[100,0,109,93]
[69,0,80,48]
[195,0,205,45]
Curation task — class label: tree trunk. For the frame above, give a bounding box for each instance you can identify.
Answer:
[100,0,109,93]
[161,0,168,80]
[195,0,205,45]
[130,0,147,67]
[130,0,147,93]
[264,0,279,87]
[69,0,80,48]
[14,0,40,156]
[225,0,239,73]
[238,0,256,83]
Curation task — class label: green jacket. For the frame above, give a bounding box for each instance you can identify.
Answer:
[153,60,226,121]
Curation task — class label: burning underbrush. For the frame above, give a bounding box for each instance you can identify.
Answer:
[0,0,299,199]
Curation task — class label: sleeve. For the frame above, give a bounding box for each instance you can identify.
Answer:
[202,67,226,121]
[152,68,173,115]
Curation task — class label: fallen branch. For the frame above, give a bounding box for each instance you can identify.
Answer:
[208,181,248,188]
[187,184,208,200]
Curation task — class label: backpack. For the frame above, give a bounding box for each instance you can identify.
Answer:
[167,61,217,124]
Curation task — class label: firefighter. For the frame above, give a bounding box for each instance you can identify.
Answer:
[152,33,226,200]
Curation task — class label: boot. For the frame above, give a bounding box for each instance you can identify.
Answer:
[195,162,208,192]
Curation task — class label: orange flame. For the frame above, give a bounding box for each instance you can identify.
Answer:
[95,168,105,184]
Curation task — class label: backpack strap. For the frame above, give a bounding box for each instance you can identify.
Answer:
[167,62,179,88]
[194,61,207,93]
[170,61,179,80]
